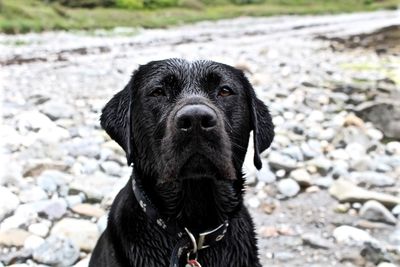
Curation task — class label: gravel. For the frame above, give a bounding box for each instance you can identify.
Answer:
[1,10,400,267]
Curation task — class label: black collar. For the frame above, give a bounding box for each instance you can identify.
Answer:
[131,169,229,267]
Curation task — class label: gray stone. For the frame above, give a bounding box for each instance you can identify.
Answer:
[69,173,118,201]
[302,233,333,249]
[307,157,332,175]
[329,179,400,207]
[51,218,99,251]
[268,152,297,171]
[277,178,300,198]
[100,161,122,177]
[19,186,48,203]
[0,187,19,221]
[39,100,74,120]
[301,140,322,159]
[33,236,79,266]
[359,200,397,225]
[350,171,395,187]
[281,146,304,161]
[355,100,400,139]
[333,225,376,245]
[314,176,334,188]
[256,165,276,184]
[16,198,67,220]
[290,168,311,187]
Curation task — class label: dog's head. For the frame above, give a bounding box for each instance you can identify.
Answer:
[101,59,273,222]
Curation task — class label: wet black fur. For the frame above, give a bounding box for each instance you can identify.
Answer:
[89,59,274,267]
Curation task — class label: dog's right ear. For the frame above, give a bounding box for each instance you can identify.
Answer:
[100,78,134,165]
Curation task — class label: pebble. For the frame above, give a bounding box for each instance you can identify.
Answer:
[247,197,261,209]
[277,179,300,198]
[100,161,122,176]
[392,204,400,217]
[377,263,397,267]
[33,236,80,266]
[0,187,20,221]
[24,235,45,250]
[290,168,311,187]
[51,218,99,251]
[333,225,375,245]
[350,171,395,187]
[28,223,50,237]
[256,165,276,183]
[19,186,48,203]
[302,233,333,249]
[71,203,105,218]
[329,179,400,207]
[39,100,74,120]
[0,229,31,247]
[359,200,397,225]
[268,152,298,171]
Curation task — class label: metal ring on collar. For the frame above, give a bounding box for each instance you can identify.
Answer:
[184,227,197,254]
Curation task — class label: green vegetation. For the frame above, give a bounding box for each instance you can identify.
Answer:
[0,0,398,34]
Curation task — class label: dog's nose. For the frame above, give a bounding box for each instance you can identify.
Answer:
[175,104,217,132]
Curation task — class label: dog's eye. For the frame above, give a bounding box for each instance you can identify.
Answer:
[149,88,166,97]
[218,86,233,97]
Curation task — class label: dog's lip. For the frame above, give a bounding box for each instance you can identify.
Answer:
[177,153,222,180]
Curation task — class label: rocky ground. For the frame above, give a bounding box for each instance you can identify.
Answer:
[1,10,400,267]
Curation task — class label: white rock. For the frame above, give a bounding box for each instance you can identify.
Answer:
[377,263,397,267]
[24,235,45,250]
[277,178,300,197]
[28,223,50,237]
[256,164,276,184]
[19,186,48,203]
[73,256,90,267]
[290,168,311,186]
[100,161,122,176]
[247,197,260,209]
[359,200,397,225]
[51,218,99,251]
[333,225,375,245]
[0,186,20,221]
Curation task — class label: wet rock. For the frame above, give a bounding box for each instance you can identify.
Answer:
[355,100,400,139]
[277,178,300,197]
[39,100,74,120]
[71,203,105,218]
[0,229,31,247]
[329,179,400,207]
[333,225,375,245]
[0,187,19,220]
[350,171,395,187]
[302,233,333,249]
[51,218,99,251]
[33,236,80,266]
[359,200,397,225]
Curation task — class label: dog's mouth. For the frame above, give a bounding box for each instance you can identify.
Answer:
[178,154,222,180]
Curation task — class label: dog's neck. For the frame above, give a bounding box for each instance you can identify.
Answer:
[136,168,242,234]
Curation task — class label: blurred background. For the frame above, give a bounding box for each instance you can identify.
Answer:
[1,1,400,267]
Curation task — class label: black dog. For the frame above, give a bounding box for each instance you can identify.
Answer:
[89,59,274,267]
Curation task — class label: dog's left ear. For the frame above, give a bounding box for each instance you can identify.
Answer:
[100,79,134,165]
[241,73,274,170]
[249,94,274,169]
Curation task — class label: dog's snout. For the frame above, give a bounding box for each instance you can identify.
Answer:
[175,104,217,132]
